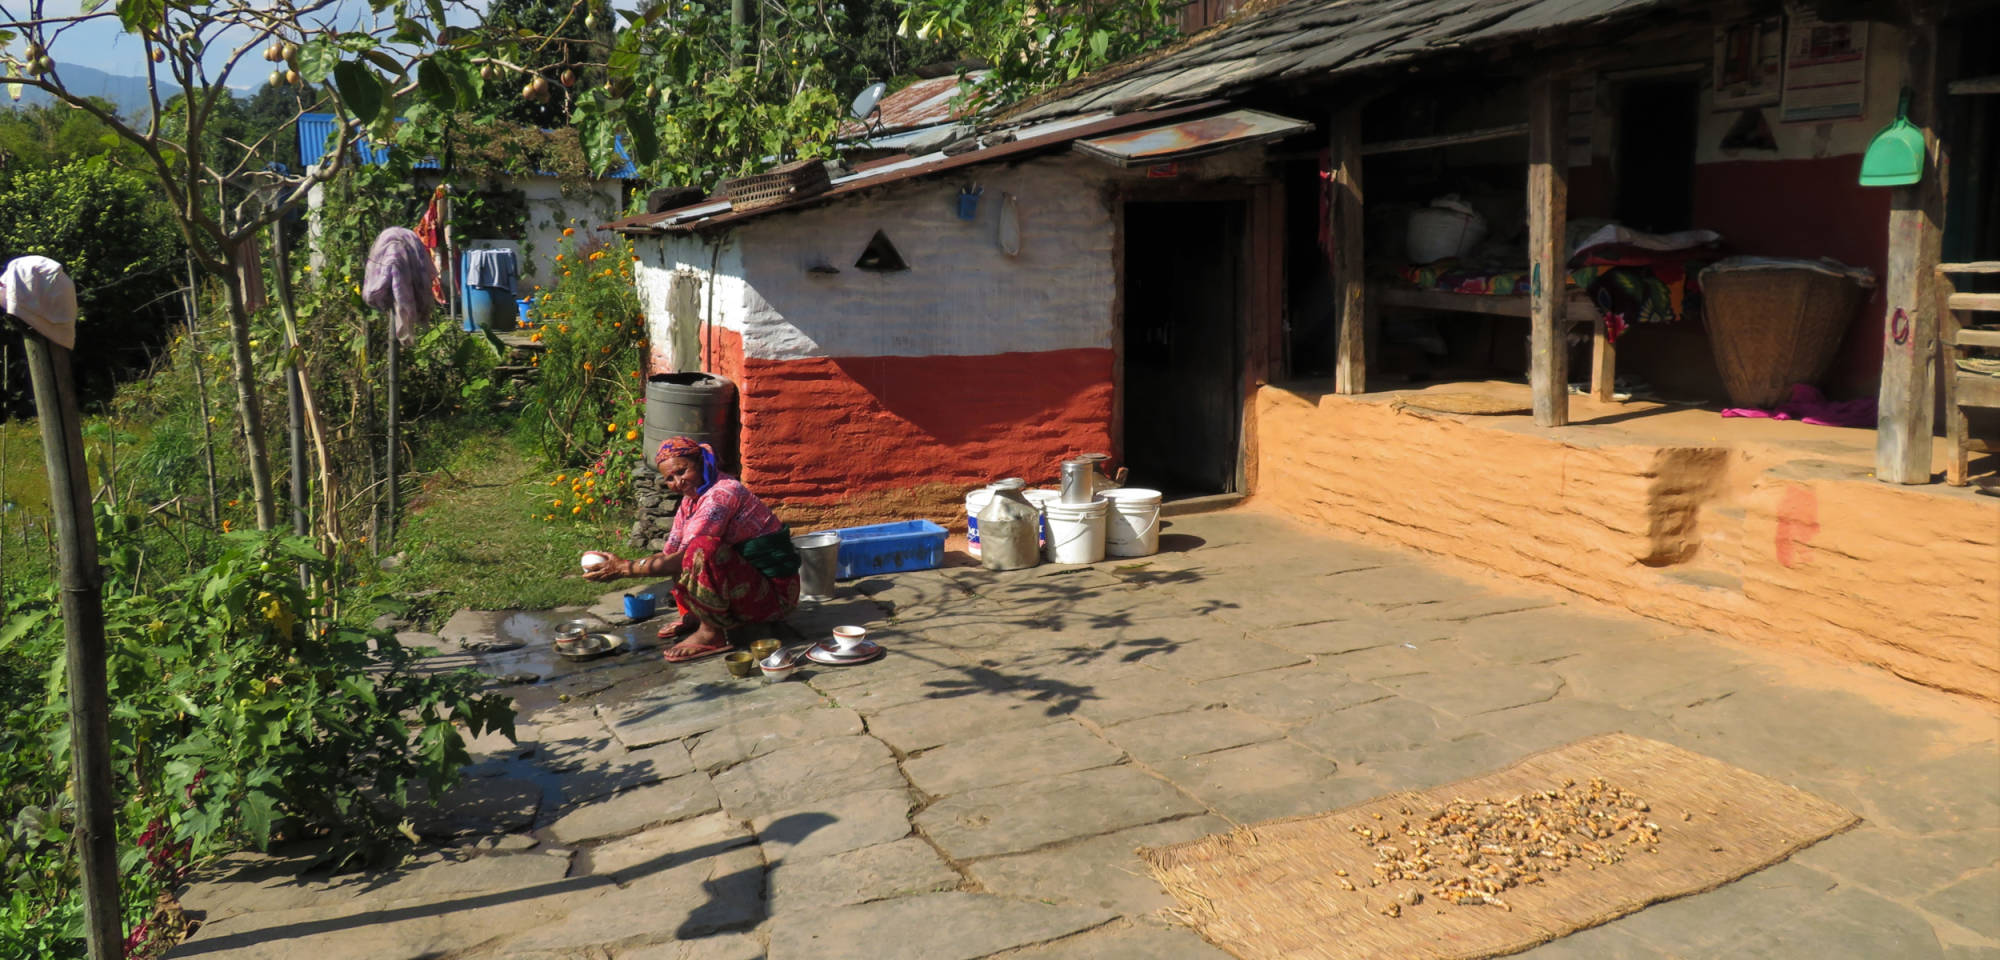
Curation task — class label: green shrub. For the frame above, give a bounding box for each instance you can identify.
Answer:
[0,526,516,958]
[521,230,645,469]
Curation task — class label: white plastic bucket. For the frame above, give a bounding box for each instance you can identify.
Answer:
[1101,487,1163,557]
[1042,497,1108,564]
[1023,489,1060,546]
[965,487,995,557]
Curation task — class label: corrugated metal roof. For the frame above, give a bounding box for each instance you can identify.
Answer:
[1007,0,1681,122]
[605,102,1224,234]
[838,72,987,138]
[296,112,639,179]
[1072,108,1311,166]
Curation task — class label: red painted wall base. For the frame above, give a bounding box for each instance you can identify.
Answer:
[705,332,1115,521]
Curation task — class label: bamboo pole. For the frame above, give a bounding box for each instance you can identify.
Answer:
[385,320,400,547]
[183,262,220,527]
[270,225,308,539]
[18,326,122,960]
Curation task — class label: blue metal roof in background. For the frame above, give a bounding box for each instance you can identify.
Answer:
[297,112,638,180]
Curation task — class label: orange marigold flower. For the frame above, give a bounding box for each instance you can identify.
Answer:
[563,227,575,237]
[625,430,638,440]
[221,519,233,533]
[571,505,582,514]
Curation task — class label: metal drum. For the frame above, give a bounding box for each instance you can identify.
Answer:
[644,373,738,472]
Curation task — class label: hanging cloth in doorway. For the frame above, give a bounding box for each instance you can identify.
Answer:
[414,185,447,306]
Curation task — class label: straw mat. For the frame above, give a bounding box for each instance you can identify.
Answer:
[1389,393,1532,416]
[1140,733,1857,960]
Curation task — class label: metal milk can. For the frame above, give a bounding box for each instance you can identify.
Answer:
[977,478,1042,571]
[1059,453,1126,504]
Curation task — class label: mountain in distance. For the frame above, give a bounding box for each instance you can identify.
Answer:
[6,64,158,120]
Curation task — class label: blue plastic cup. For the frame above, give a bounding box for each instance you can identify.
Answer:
[623,592,657,620]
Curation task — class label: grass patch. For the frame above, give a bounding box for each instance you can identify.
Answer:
[372,419,627,622]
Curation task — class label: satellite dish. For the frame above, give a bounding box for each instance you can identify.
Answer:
[850,82,887,121]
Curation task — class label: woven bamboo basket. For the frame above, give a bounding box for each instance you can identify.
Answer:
[722,159,831,212]
[1701,264,1871,408]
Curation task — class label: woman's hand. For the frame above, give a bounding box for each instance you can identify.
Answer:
[582,552,626,582]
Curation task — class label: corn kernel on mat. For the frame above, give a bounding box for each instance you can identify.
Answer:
[1139,733,1857,960]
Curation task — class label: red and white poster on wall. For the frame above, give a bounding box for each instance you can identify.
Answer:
[1712,16,1783,110]
[1780,8,1868,124]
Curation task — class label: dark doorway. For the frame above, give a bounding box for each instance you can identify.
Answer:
[1122,200,1243,497]
[1615,80,1700,233]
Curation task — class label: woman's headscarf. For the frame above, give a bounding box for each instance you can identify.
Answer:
[655,436,720,496]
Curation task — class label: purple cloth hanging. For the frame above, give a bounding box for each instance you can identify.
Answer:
[362,226,437,346]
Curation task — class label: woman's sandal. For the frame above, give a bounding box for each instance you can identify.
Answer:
[661,638,733,663]
[657,616,699,641]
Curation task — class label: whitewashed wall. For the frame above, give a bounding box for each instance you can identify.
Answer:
[635,155,1119,365]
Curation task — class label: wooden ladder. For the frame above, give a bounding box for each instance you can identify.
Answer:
[1938,261,2000,485]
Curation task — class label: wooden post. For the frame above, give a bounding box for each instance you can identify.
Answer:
[183,263,220,527]
[385,323,400,547]
[1331,106,1366,394]
[1591,315,1616,401]
[1876,12,1945,484]
[1528,73,1571,427]
[19,330,123,960]
[271,224,308,540]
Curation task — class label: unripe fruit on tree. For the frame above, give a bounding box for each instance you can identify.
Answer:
[560,68,576,87]
[584,12,596,28]
[24,42,42,60]
[285,69,299,85]
[521,80,537,100]
[151,47,165,63]
[33,55,53,75]
[283,42,298,61]
[270,69,283,87]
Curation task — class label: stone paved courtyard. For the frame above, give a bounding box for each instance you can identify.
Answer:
[168,509,2000,960]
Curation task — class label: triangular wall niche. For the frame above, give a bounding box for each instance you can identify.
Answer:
[854,230,909,272]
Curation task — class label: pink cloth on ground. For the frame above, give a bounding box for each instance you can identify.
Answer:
[1720,384,1875,428]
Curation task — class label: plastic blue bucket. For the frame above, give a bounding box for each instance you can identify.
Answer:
[623,592,657,620]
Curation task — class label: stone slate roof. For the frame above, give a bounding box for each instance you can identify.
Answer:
[1007,0,1684,122]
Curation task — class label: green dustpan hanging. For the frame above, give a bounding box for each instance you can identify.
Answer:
[1860,90,1926,187]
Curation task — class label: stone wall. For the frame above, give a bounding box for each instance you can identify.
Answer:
[1253,384,2000,703]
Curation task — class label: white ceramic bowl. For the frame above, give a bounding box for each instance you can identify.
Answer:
[831,625,868,651]
[759,662,800,681]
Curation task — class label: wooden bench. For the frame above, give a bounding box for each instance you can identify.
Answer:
[1938,261,2000,485]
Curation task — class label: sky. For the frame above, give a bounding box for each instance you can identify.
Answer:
[4,0,519,87]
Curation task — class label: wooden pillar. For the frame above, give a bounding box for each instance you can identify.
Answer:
[1331,106,1366,394]
[1591,314,1616,401]
[1527,73,1570,427]
[20,333,123,960]
[1876,12,1946,484]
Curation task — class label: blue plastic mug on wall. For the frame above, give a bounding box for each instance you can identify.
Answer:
[623,592,657,621]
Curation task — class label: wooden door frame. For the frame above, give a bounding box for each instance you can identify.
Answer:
[1110,179,1284,496]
